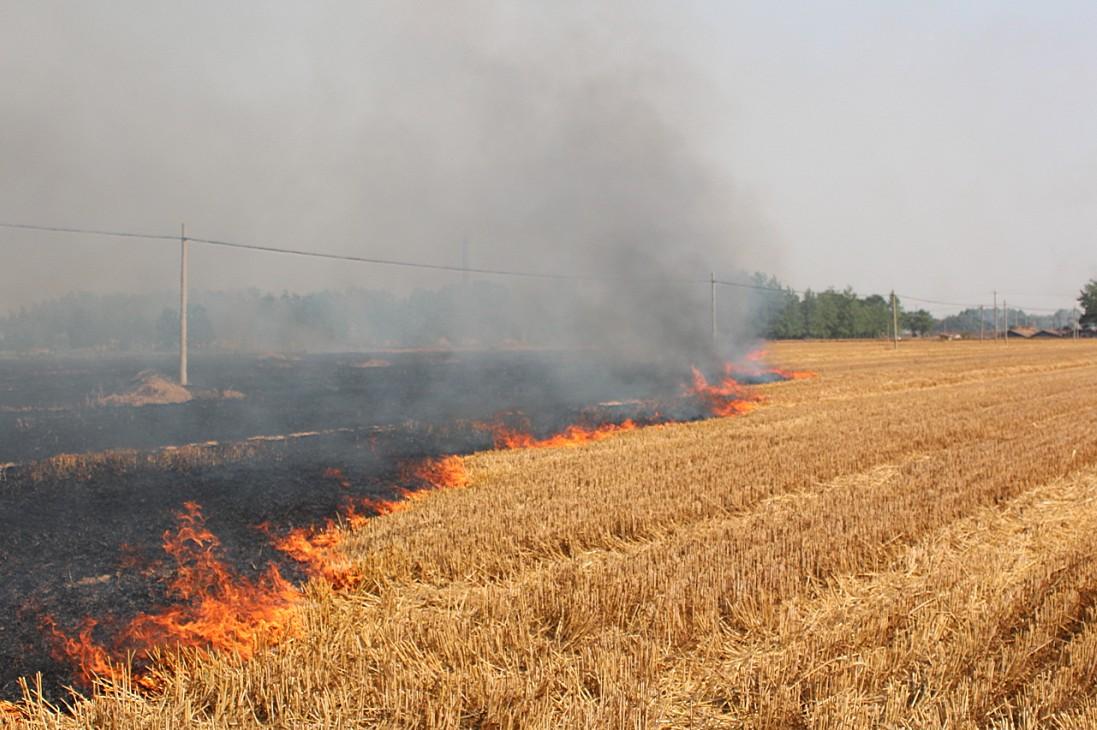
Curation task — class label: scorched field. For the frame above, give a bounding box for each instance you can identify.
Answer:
[7,339,1097,728]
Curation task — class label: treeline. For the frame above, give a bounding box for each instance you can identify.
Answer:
[936,306,1076,333]
[746,276,934,339]
[0,279,1077,353]
[0,285,533,352]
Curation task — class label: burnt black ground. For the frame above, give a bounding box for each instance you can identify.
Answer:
[0,351,730,702]
[0,351,685,463]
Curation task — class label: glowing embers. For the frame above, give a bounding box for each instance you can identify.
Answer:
[43,502,301,691]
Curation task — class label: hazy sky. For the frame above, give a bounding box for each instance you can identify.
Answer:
[2,1,1094,316]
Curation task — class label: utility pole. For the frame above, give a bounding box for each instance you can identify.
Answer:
[890,290,899,349]
[179,223,189,387]
[1003,299,1008,345]
[993,290,998,342]
[979,305,984,341]
[710,272,717,348]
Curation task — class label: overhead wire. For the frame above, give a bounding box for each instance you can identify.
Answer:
[0,220,1080,315]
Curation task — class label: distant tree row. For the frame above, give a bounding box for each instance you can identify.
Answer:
[3,279,1094,353]
[0,284,530,352]
[745,276,933,339]
[935,306,1078,334]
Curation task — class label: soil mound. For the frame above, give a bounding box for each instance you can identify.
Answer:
[353,358,392,368]
[95,371,192,407]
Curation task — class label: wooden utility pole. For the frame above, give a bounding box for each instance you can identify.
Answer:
[179,223,189,387]
[993,290,998,341]
[979,305,985,341]
[890,290,899,349]
[710,272,717,347]
[1003,299,1008,345]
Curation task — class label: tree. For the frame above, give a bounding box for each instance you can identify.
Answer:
[1079,280,1097,328]
[768,289,804,339]
[902,309,936,337]
[157,305,215,350]
[854,294,891,338]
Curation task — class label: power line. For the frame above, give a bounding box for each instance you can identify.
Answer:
[0,220,1080,314]
[1,220,704,286]
[186,234,707,285]
[895,293,986,309]
[0,221,178,242]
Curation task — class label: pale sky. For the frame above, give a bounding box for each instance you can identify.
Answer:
[2,1,1094,316]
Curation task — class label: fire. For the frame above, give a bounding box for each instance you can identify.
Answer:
[408,455,469,489]
[770,367,815,380]
[273,524,358,589]
[45,502,301,690]
[687,366,764,417]
[40,616,119,689]
[121,503,300,657]
[271,456,470,589]
[737,348,817,382]
[323,466,352,488]
[38,355,814,694]
[485,419,639,449]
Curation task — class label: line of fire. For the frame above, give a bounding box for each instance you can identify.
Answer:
[0,348,812,705]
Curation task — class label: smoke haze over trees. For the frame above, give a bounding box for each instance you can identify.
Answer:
[6,278,1082,353]
[4,275,1093,353]
[1,2,784,369]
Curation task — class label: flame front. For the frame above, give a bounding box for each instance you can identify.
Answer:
[687,366,763,417]
[272,456,469,589]
[44,501,302,690]
[37,357,810,696]
[485,419,640,449]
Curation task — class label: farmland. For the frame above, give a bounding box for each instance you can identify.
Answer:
[8,339,1097,728]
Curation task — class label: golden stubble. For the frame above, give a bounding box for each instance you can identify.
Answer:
[11,339,1097,729]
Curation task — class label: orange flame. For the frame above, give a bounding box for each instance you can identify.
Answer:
[271,456,469,589]
[41,356,813,693]
[40,615,118,689]
[407,455,469,489]
[45,502,302,690]
[322,466,352,488]
[770,367,816,380]
[484,419,639,449]
[687,366,764,417]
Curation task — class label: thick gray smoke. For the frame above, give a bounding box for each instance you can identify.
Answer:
[0,2,775,367]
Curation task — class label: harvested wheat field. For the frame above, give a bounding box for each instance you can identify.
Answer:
[11,339,1097,729]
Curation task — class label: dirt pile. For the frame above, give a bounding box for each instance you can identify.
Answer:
[95,371,192,407]
[94,372,245,408]
[352,359,392,368]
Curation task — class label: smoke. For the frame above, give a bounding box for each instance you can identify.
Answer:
[0,1,775,367]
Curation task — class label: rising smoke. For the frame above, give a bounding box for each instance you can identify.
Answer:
[0,1,776,367]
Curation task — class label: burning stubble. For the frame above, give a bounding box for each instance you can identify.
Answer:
[32,357,809,693]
